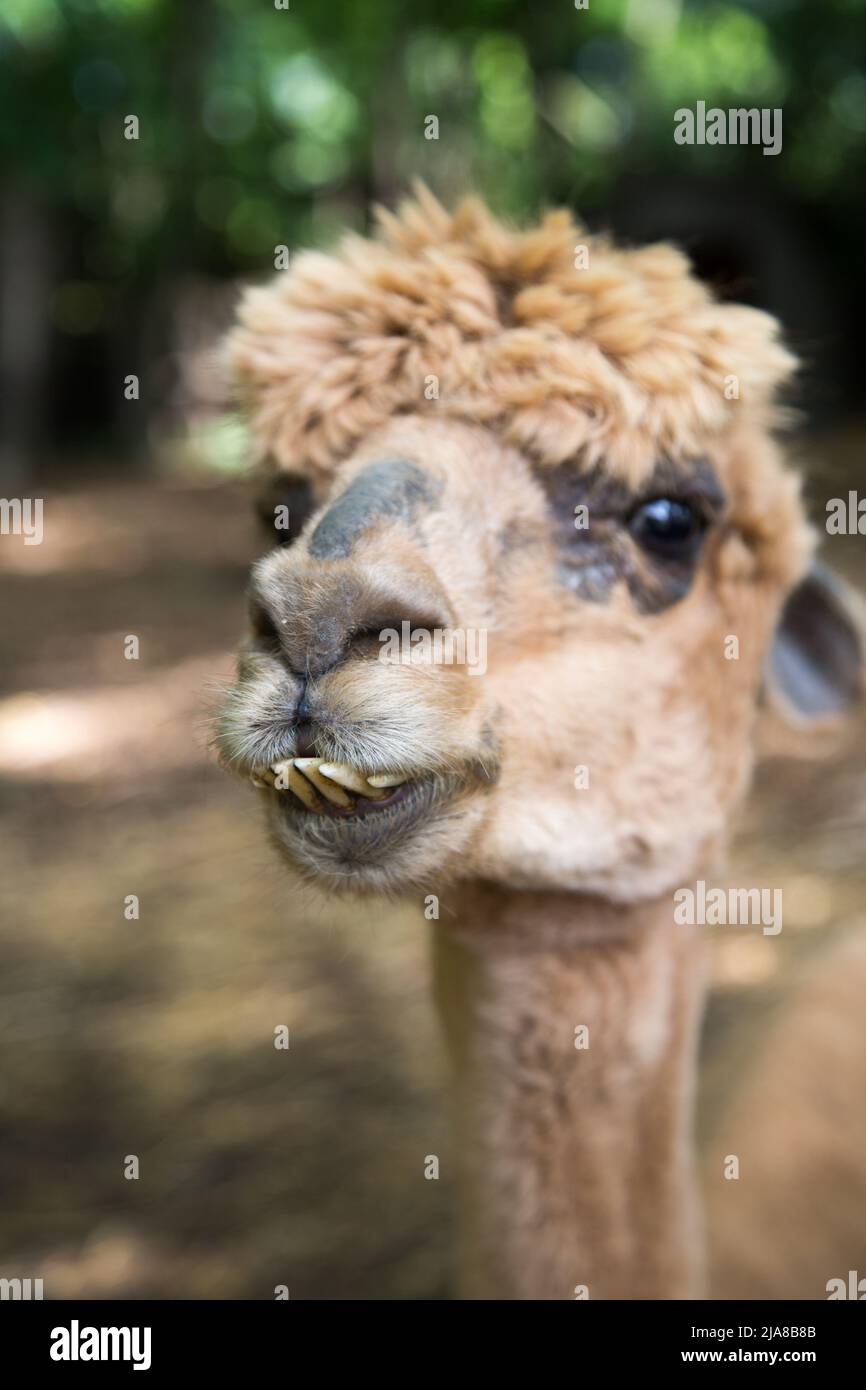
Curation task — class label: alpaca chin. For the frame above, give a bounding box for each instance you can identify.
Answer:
[264,778,490,895]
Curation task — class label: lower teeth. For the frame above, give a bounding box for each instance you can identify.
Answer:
[263,757,407,812]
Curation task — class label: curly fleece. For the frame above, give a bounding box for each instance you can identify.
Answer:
[226,183,798,487]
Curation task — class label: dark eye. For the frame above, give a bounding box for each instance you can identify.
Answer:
[629,497,706,560]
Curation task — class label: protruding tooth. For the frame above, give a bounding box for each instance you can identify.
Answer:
[272,760,320,810]
[367,773,409,789]
[271,760,291,788]
[317,762,372,795]
[294,758,353,808]
[318,763,387,799]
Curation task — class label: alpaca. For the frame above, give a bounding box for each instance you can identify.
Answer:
[216,187,863,1299]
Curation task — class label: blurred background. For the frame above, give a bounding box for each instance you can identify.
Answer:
[1,0,864,1298]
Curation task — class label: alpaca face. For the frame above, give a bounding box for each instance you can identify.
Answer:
[217,192,861,900]
[218,411,824,900]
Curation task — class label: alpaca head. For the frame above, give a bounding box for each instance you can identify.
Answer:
[217,188,862,900]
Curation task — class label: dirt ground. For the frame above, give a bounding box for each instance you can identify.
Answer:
[1,433,864,1299]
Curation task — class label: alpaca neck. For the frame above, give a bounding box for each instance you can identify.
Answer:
[432,883,706,1300]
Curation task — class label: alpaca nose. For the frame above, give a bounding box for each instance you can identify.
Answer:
[249,567,454,680]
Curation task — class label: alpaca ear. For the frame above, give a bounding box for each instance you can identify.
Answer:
[764,563,864,730]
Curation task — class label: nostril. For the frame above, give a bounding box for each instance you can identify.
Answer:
[349,624,394,653]
[348,611,454,656]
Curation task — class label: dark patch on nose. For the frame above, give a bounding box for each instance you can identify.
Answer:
[309,459,440,560]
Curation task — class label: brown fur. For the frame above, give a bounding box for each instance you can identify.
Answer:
[217,189,860,1298]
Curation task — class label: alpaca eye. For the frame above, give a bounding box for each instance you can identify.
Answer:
[629,497,706,559]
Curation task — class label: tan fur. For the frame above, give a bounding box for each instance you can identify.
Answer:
[433,888,706,1299]
[217,189,854,1299]
[228,183,798,486]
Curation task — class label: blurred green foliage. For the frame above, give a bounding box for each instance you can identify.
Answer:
[3,0,865,282]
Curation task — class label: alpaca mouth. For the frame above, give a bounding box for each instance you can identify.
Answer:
[253,757,414,819]
[252,748,497,882]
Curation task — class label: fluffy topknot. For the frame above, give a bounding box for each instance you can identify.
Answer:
[227,183,798,484]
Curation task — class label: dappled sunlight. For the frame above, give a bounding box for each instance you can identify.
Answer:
[712,935,778,988]
[0,654,233,781]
